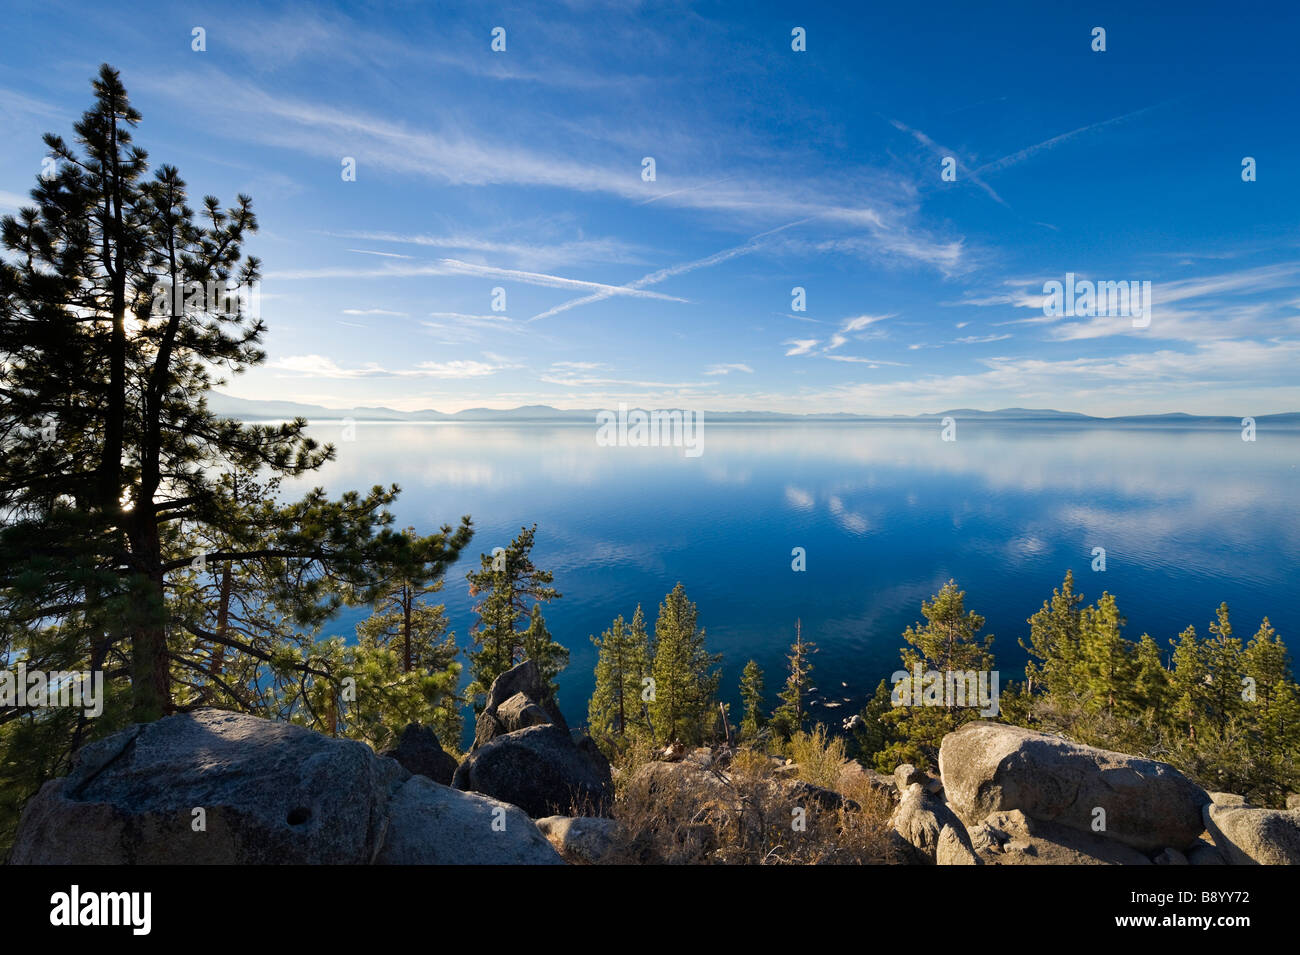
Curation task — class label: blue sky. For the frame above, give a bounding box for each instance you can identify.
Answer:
[2,0,1299,415]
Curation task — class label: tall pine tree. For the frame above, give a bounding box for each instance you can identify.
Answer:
[772,619,816,739]
[464,524,565,703]
[588,608,651,750]
[0,67,473,847]
[877,580,995,769]
[648,583,720,745]
[738,659,767,739]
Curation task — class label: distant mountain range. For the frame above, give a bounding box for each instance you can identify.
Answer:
[206,393,1300,426]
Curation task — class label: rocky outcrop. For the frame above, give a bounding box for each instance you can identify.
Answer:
[9,708,562,865]
[379,722,459,786]
[1202,803,1300,865]
[631,758,730,797]
[890,782,978,865]
[472,660,568,750]
[967,808,1151,865]
[454,660,613,818]
[496,693,553,734]
[1209,791,1248,808]
[453,723,613,818]
[894,763,926,789]
[939,721,1209,852]
[631,756,855,821]
[936,823,979,865]
[374,776,562,864]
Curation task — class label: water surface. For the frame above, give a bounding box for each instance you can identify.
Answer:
[293,419,1300,737]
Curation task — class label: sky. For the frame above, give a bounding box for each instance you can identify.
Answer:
[2,0,1299,415]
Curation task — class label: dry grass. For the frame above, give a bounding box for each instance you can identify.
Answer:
[599,744,900,865]
[787,724,847,789]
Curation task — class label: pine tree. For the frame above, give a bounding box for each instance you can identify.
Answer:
[1244,617,1292,720]
[772,619,816,738]
[1168,625,1207,740]
[853,678,902,768]
[1203,602,1245,732]
[0,66,472,724]
[648,583,720,745]
[877,579,995,769]
[464,524,564,703]
[1132,632,1171,718]
[1021,569,1085,698]
[625,604,653,738]
[0,67,473,846]
[282,634,462,754]
[905,580,994,674]
[1241,617,1300,802]
[588,610,650,750]
[738,659,767,739]
[353,528,464,749]
[522,604,567,693]
[1078,592,1135,715]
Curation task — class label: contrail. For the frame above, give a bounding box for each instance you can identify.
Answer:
[528,217,816,322]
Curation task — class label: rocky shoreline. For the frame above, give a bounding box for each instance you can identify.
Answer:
[10,660,1300,865]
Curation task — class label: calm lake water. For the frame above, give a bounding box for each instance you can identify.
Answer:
[292,419,1300,741]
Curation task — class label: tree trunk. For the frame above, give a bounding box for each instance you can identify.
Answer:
[128,515,171,722]
[210,563,232,678]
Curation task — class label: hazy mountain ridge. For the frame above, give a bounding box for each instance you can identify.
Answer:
[207,393,1300,426]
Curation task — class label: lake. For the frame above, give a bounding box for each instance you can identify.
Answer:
[294,418,1300,743]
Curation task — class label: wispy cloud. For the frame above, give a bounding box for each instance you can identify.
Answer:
[816,314,897,356]
[137,68,967,284]
[826,355,907,367]
[271,355,502,378]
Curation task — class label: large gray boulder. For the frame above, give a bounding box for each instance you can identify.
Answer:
[379,722,459,786]
[939,722,1208,852]
[473,660,568,750]
[453,723,613,818]
[9,708,562,865]
[1202,804,1300,865]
